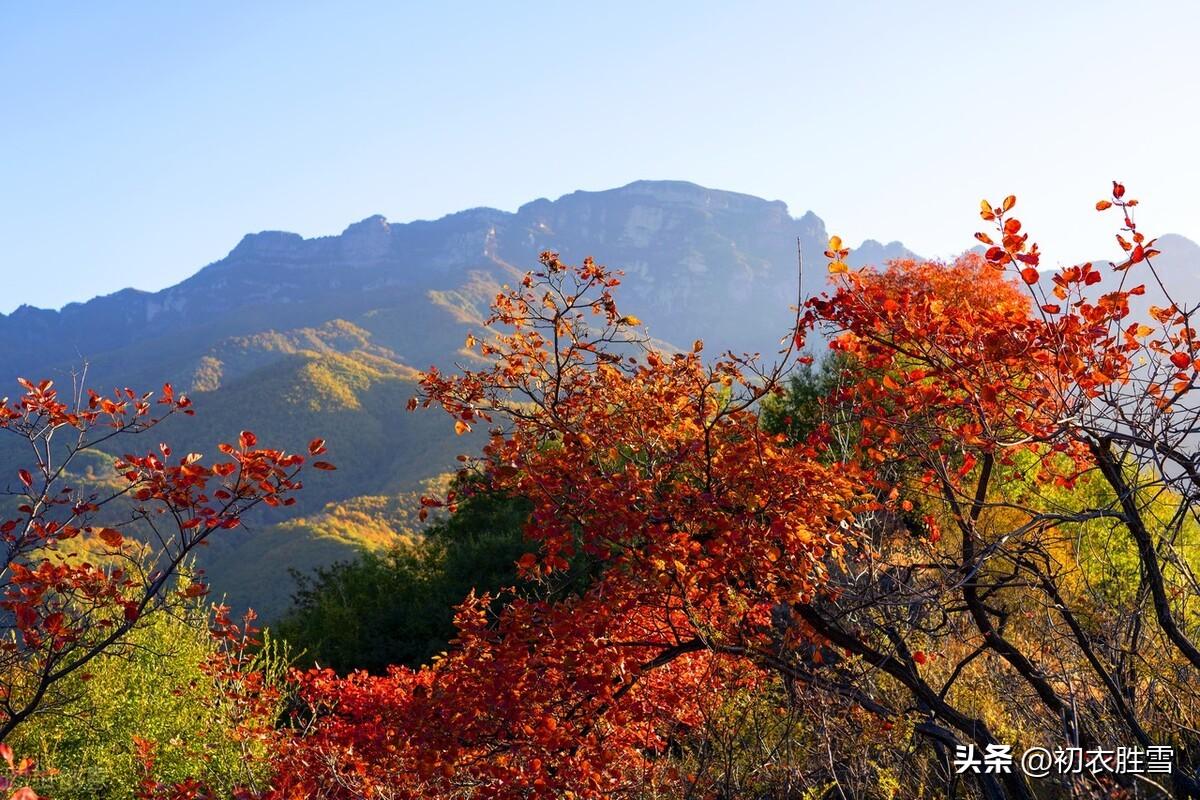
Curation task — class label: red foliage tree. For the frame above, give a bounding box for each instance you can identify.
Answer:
[792,185,1200,798]
[268,253,866,798]
[0,377,326,745]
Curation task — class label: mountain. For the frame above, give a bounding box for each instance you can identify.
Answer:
[1,180,927,616]
[0,181,914,385]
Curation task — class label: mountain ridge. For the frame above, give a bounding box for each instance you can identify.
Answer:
[0,180,922,388]
[1,181,858,319]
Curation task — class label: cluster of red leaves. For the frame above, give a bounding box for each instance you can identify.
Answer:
[809,185,1188,495]
[268,252,864,798]
[0,742,37,800]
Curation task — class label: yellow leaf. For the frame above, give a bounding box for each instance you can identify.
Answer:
[619,315,642,326]
[828,235,843,252]
[828,261,849,274]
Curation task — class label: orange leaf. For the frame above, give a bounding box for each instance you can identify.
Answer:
[1020,268,1040,285]
[454,420,471,436]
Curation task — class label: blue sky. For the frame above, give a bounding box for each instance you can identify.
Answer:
[3,1,1198,312]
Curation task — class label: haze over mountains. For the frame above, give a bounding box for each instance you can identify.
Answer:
[5,179,1197,617]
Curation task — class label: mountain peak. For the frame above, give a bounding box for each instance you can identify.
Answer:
[342,214,390,236]
[230,230,305,258]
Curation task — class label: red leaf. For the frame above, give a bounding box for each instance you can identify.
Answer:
[308,438,327,455]
[1112,181,1125,199]
[1170,352,1191,369]
[1020,268,1040,285]
[17,469,31,489]
[312,461,337,471]
[239,430,258,449]
[1096,200,1112,211]
[97,528,124,548]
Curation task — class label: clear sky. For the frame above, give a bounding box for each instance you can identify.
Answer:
[3,1,1198,313]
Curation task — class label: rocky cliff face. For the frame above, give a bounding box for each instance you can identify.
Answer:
[1,180,918,385]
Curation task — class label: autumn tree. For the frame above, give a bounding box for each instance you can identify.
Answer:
[263,251,870,798]
[792,185,1200,798]
[0,376,328,748]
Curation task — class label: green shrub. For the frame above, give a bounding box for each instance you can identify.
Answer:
[9,603,289,800]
